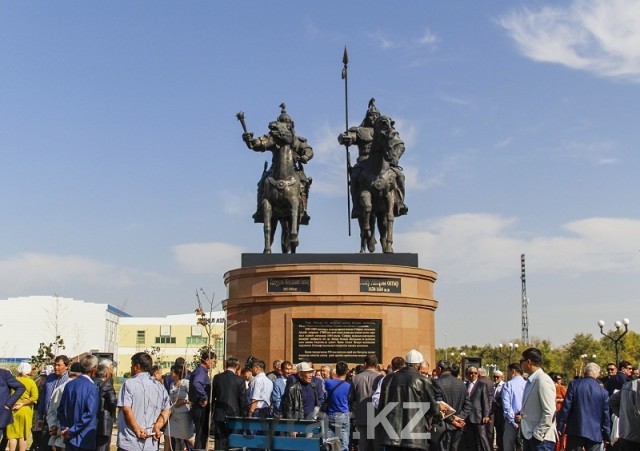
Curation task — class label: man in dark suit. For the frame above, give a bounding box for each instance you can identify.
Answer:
[606,360,632,394]
[492,371,506,451]
[57,355,100,451]
[477,368,495,447]
[189,350,217,450]
[463,365,492,451]
[93,359,117,451]
[0,367,25,442]
[433,360,470,451]
[556,362,610,451]
[212,357,247,450]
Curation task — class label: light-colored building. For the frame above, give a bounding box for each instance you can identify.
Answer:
[117,311,225,376]
[0,295,129,364]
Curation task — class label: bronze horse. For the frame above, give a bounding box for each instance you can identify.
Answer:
[352,116,403,253]
[260,140,304,254]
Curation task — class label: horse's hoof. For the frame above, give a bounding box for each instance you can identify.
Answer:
[263,249,271,254]
[383,246,394,254]
[367,236,377,253]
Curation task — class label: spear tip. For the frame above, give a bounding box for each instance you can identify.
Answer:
[342,46,349,65]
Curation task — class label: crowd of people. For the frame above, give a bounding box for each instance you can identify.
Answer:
[0,348,639,451]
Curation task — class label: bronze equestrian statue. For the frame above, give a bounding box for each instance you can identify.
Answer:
[338,99,407,253]
[238,104,313,254]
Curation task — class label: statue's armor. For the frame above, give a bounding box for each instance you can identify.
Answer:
[343,124,407,217]
[251,131,313,224]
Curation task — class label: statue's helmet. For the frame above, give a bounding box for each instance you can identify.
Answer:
[277,103,295,128]
[363,98,380,126]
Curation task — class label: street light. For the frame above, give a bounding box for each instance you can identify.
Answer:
[498,342,519,366]
[598,318,630,367]
[579,353,597,376]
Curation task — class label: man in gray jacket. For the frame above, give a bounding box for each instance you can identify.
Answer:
[609,372,640,450]
[350,354,383,451]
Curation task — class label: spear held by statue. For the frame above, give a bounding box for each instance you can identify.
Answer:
[341,46,352,236]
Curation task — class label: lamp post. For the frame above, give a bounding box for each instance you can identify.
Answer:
[598,318,630,367]
[498,342,519,367]
[579,353,597,376]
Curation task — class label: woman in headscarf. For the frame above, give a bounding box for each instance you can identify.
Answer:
[6,362,38,451]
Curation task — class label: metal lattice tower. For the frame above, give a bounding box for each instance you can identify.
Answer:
[521,254,529,345]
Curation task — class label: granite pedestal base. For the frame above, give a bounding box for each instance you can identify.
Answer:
[222,254,438,368]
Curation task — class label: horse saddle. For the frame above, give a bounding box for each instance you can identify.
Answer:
[266,175,298,190]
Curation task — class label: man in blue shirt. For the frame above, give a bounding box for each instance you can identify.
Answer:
[248,360,273,418]
[502,362,527,451]
[325,362,351,451]
[117,352,171,451]
[37,355,70,451]
[271,361,293,416]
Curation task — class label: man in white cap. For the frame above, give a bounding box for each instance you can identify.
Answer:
[376,349,439,451]
[282,362,322,420]
[492,370,506,451]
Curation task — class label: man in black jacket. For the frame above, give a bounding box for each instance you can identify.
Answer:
[282,362,321,420]
[212,357,246,450]
[376,349,439,450]
[93,359,117,451]
[433,360,470,451]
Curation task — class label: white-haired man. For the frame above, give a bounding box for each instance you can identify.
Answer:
[57,355,100,451]
[556,362,609,451]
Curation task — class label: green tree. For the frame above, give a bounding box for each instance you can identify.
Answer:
[557,333,604,378]
[31,336,65,371]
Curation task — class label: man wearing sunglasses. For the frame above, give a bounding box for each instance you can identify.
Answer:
[462,366,491,451]
[517,348,557,451]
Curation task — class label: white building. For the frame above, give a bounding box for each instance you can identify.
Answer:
[0,295,130,364]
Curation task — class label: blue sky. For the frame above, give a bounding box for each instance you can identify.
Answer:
[2,1,640,348]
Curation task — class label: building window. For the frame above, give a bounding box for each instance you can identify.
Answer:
[214,337,224,359]
[136,330,145,345]
[186,337,208,345]
[154,336,176,344]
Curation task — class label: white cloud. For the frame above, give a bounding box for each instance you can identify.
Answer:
[395,213,640,283]
[418,152,472,190]
[499,0,640,82]
[562,140,619,165]
[494,137,513,149]
[367,29,440,51]
[0,252,153,294]
[438,94,473,107]
[367,30,394,50]
[173,242,244,275]
[310,123,348,197]
[220,189,255,217]
[416,29,439,47]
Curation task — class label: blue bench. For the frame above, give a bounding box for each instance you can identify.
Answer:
[227,416,331,450]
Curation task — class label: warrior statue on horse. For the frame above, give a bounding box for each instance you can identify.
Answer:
[338,99,408,253]
[238,104,313,254]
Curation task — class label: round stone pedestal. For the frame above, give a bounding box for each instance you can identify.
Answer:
[223,254,438,368]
